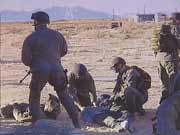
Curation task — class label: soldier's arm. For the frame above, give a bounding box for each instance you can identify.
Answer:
[126,69,140,88]
[113,74,122,94]
[68,73,76,93]
[21,36,32,66]
[59,34,68,57]
[68,73,80,102]
[89,78,97,103]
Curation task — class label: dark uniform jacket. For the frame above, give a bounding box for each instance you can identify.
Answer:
[68,72,97,103]
[21,25,67,73]
[113,67,147,95]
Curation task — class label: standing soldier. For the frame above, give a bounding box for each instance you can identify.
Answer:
[151,13,180,134]
[110,57,150,127]
[151,15,180,103]
[21,11,80,128]
[68,63,97,107]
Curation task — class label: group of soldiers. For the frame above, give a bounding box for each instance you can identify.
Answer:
[21,11,180,134]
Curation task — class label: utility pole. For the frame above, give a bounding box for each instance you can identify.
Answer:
[143,4,146,14]
[112,8,115,20]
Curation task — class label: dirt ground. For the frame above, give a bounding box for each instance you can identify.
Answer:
[0,19,161,135]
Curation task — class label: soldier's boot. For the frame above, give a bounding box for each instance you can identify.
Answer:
[55,87,81,128]
[71,116,81,129]
[120,113,135,133]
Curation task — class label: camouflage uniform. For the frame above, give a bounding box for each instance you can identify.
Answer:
[112,67,148,114]
[21,11,80,128]
[151,24,180,103]
[68,71,97,107]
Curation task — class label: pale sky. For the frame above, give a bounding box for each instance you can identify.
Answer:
[1,0,180,14]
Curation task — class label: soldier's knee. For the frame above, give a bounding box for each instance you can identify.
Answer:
[124,87,134,96]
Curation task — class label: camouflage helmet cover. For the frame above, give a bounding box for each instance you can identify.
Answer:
[31,11,50,24]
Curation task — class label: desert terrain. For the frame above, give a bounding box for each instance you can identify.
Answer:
[1,19,161,135]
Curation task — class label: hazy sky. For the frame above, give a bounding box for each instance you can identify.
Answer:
[1,0,180,14]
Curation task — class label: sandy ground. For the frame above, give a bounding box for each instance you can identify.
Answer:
[1,19,161,134]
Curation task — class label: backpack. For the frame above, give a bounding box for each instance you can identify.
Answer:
[151,24,178,53]
[131,66,151,90]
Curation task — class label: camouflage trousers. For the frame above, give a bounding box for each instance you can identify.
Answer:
[29,70,79,124]
[156,91,180,135]
[111,87,148,113]
[156,52,180,103]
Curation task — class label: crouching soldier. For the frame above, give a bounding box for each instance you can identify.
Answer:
[21,11,80,128]
[110,57,150,127]
[68,63,97,107]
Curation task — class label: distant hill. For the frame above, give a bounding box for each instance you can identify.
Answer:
[0,6,112,22]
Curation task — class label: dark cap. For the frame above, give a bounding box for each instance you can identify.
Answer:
[73,63,87,76]
[111,57,126,69]
[31,11,50,24]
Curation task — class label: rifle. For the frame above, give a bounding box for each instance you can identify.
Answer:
[19,70,31,84]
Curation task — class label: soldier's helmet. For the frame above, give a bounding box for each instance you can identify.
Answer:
[171,12,180,21]
[31,11,50,25]
[111,57,126,69]
[160,24,171,35]
[73,63,87,76]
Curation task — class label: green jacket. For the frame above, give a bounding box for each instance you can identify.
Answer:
[113,67,147,95]
[68,72,97,103]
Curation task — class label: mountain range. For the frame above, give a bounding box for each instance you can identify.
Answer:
[0,6,113,22]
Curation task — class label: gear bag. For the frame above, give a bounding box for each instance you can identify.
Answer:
[131,66,151,90]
